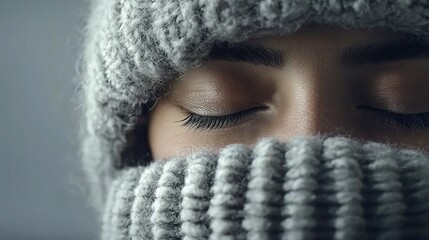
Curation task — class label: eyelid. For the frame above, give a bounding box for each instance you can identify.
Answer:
[177,101,265,117]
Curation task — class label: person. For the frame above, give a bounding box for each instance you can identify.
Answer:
[79,1,429,239]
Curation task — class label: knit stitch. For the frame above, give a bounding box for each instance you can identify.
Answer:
[101,137,429,240]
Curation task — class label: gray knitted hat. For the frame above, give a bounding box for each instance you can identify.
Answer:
[80,0,429,237]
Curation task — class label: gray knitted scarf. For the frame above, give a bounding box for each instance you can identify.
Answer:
[101,137,429,240]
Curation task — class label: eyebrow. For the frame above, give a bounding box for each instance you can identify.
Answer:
[341,36,429,67]
[208,36,429,69]
[208,41,286,69]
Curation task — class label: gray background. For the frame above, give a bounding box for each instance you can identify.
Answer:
[0,1,98,239]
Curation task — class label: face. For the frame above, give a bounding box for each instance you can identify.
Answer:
[148,25,429,160]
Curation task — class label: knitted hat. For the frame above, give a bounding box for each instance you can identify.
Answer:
[80,0,429,216]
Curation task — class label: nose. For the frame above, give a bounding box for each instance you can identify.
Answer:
[294,97,347,137]
[272,95,354,141]
[273,68,362,139]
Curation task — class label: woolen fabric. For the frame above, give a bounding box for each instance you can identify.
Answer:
[101,137,429,240]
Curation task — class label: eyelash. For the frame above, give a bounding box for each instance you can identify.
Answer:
[180,107,429,131]
[179,108,261,131]
[358,106,429,130]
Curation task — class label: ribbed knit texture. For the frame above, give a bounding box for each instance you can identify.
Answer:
[101,137,429,240]
[80,0,429,212]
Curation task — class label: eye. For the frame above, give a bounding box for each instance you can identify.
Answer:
[358,106,429,130]
[179,107,266,131]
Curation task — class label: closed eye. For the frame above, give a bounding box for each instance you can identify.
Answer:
[358,106,429,130]
[178,107,266,131]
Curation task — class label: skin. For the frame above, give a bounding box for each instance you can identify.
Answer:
[148,25,429,160]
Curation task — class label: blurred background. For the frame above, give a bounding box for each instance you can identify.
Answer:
[0,1,98,239]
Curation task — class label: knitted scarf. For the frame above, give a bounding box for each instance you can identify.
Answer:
[101,137,429,240]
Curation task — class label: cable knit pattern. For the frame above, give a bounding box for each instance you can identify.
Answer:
[80,0,429,212]
[101,137,429,240]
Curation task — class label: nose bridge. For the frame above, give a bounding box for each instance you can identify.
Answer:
[296,93,339,136]
[291,68,347,137]
[302,100,340,136]
[274,42,358,138]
